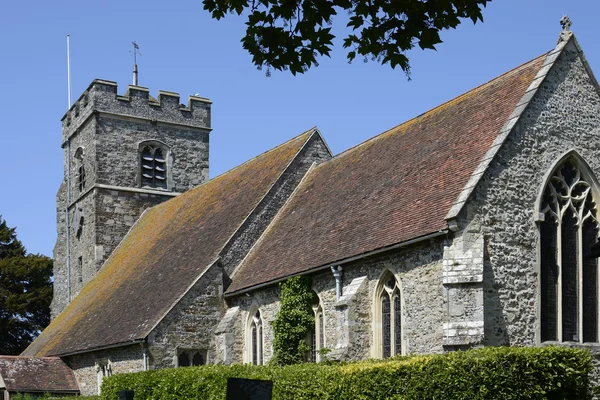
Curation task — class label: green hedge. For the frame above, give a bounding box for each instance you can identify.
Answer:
[101,347,592,400]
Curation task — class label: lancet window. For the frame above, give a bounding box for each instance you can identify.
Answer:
[540,159,600,343]
[249,310,264,365]
[374,272,402,358]
[308,299,325,362]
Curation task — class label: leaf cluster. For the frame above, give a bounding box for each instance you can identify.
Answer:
[271,275,316,365]
[203,0,490,75]
[101,346,594,399]
[0,216,53,355]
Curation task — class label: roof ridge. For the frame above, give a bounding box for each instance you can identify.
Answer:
[319,52,550,166]
[166,127,317,202]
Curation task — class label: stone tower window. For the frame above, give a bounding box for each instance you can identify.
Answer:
[372,271,402,358]
[540,158,600,343]
[74,147,86,193]
[139,142,169,190]
[246,309,264,365]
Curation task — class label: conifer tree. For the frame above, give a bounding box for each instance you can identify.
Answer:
[0,216,52,355]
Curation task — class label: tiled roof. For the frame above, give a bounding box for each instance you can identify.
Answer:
[23,129,316,357]
[227,54,546,294]
[0,356,78,393]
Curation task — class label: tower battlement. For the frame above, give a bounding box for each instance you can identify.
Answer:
[61,79,211,144]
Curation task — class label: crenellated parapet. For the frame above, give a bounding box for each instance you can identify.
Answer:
[61,79,211,144]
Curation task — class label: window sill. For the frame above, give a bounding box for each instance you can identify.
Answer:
[540,341,600,355]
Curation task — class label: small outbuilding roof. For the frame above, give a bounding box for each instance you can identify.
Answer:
[0,356,79,394]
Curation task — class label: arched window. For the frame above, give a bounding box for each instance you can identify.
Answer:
[178,352,190,367]
[248,310,263,365]
[139,142,168,190]
[373,271,402,358]
[176,349,206,367]
[540,158,600,343]
[308,297,325,362]
[95,360,112,394]
[74,147,86,193]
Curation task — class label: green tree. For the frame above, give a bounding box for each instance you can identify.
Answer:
[0,216,52,355]
[203,0,490,75]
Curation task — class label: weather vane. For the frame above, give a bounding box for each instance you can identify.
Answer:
[131,41,141,86]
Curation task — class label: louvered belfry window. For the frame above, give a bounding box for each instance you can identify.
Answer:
[141,145,167,189]
[540,160,599,343]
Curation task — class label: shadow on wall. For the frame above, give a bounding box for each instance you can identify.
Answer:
[483,238,509,346]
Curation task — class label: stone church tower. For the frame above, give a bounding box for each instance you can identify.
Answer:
[51,80,212,318]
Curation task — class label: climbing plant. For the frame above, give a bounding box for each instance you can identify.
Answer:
[272,275,317,365]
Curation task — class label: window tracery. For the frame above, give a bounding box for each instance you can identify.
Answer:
[540,159,600,343]
[176,349,206,367]
[309,299,325,362]
[248,310,263,365]
[373,272,402,358]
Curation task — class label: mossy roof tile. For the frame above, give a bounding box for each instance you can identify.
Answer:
[227,53,546,294]
[23,129,315,357]
[0,356,79,393]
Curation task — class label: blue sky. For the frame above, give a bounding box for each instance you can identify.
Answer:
[0,0,598,257]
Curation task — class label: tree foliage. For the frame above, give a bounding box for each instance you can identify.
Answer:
[0,216,53,355]
[272,275,317,365]
[203,0,490,75]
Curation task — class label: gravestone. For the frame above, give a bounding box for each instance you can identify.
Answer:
[226,377,273,400]
[117,390,135,400]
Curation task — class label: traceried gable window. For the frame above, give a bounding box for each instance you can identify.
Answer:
[140,142,168,189]
[373,272,402,358]
[248,310,264,365]
[540,159,600,343]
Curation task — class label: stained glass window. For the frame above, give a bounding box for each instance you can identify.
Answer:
[394,294,401,356]
[382,295,391,358]
[378,273,402,358]
[540,159,600,343]
[250,310,263,365]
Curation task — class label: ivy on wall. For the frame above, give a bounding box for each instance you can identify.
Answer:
[272,275,316,365]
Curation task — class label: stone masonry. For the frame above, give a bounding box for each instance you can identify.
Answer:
[150,132,331,369]
[51,80,212,318]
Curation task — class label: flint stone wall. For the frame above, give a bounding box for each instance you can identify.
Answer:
[65,345,144,396]
[456,40,600,348]
[223,239,446,364]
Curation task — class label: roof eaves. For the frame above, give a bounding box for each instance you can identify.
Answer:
[225,229,448,297]
[444,36,570,224]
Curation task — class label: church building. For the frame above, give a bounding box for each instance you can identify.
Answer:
[5,22,600,397]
